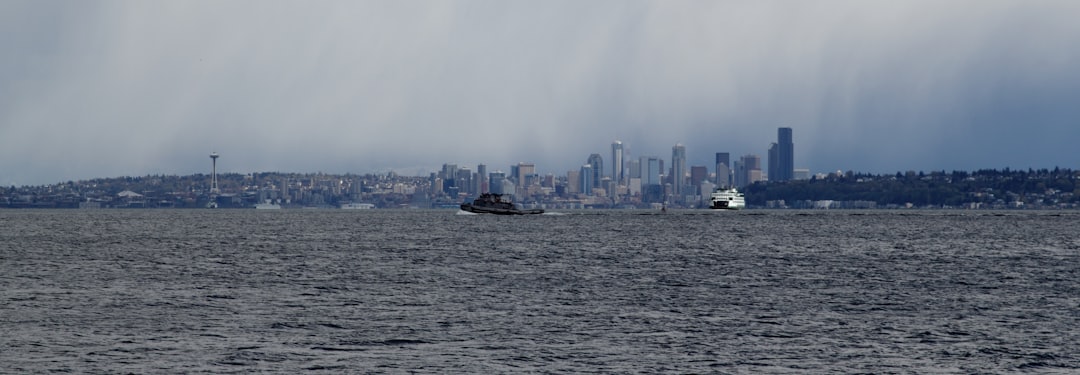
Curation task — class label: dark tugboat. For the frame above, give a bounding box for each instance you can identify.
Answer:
[460,193,544,215]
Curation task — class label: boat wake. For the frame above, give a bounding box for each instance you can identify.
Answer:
[456,210,479,215]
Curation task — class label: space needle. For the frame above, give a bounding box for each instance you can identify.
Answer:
[210,152,220,194]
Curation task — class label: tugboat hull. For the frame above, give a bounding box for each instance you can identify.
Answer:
[459,193,544,215]
[460,204,544,215]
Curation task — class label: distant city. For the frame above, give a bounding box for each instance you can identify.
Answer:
[2,127,1078,209]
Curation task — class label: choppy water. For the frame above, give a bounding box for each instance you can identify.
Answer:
[2,209,1079,373]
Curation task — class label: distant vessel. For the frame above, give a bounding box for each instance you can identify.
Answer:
[341,203,375,210]
[460,193,544,215]
[710,187,745,210]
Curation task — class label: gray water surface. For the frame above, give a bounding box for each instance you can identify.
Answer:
[2,210,1079,373]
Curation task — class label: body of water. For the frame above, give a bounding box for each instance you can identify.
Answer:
[2,209,1079,373]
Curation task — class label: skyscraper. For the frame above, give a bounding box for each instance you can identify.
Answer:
[441,163,458,194]
[736,154,762,187]
[778,127,794,182]
[671,144,686,197]
[586,154,603,191]
[567,170,581,195]
[690,166,708,193]
[715,152,731,187]
[580,164,593,195]
[477,164,487,193]
[455,167,472,195]
[611,141,624,185]
[517,162,536,187]
[768,142,779,182]
[489,171,506,195]
[640,156,660,186]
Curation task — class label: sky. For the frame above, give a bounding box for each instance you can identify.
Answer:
[2,1,1080,186]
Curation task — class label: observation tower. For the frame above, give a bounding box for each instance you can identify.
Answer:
[210,152,220,194]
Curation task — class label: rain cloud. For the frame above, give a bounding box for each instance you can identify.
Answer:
[2,1,1079,186]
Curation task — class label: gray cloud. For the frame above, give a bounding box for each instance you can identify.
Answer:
[2,1,1079,186]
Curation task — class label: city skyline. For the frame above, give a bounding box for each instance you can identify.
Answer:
[3,1,1080,186]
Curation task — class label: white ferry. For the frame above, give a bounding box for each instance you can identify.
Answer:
[340,203,375,210]
[710,187,745,210]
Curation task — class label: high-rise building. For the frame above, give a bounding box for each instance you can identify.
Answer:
[671,144,686,198]
[690,166,707,193]
[477,164,487,193]
[489,171,506,195]
[441,163,458,194]
[640,156,660,186]
[455,167,472,195]
[735,154,762,187]
[517,162,536,187]
[586,154,603,191]
[715,152,730,169]
[567,170,581,195]
[768,142,779,182]
[611,141,624,185]
[580,164,593,195]
[715,152,731,187]
[778,127,794,182]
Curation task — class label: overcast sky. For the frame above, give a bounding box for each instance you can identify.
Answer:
[2,1,1079,186]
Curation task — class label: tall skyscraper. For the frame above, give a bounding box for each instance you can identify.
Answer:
[768,142,779,182]
[690,166,707,192]
[736,154,762,187]
[778,127,794,182]
[517,162,536,187]
[611,141,624,185]
[715,152,730,170]
[489,171,506,195]
[580,164,593,195]
[567,170,581,195]
[671,144,686,197]
[441,163,458,194]
[586,154,603,191]
[715,152,731,187]
[629,159,641,179]
[477,164,487,193]
[640,156,660,186]
[456,167,472,195]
